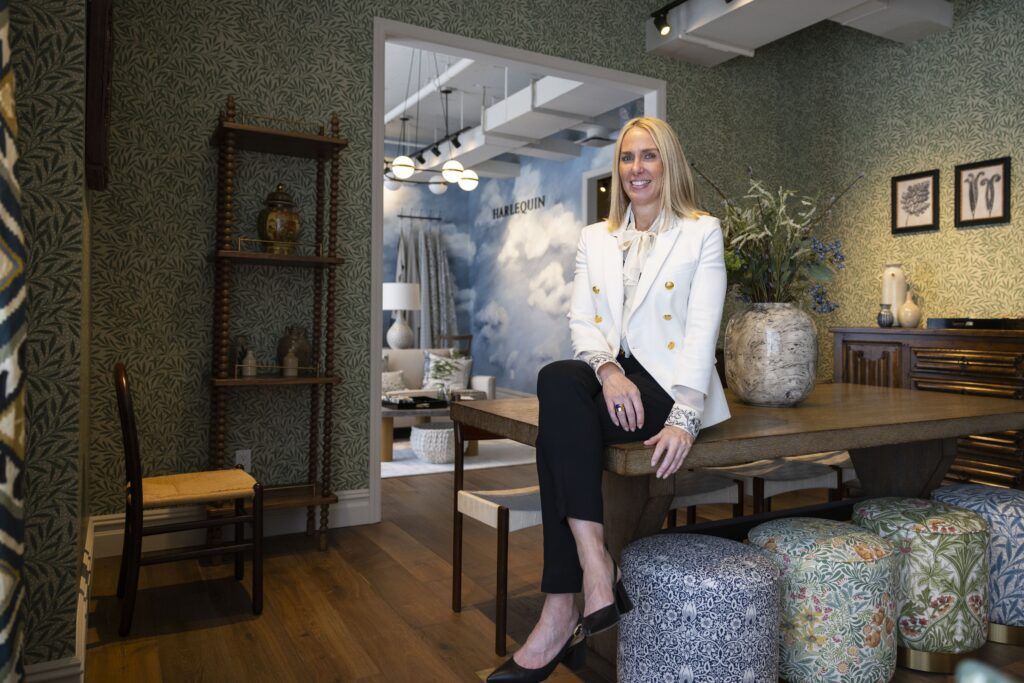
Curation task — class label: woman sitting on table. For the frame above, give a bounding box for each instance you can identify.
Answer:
[488,116,731,683]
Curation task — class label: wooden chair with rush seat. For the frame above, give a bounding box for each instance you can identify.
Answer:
[114,362,263,636]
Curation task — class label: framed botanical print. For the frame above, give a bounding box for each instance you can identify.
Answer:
[955,156,1011,227]
[891,169,939,234]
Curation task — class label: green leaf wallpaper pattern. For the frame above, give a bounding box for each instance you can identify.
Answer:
[86,0,795,516]
[13,0,1015,667]
[11,0,85,665]
[768,1,1024,379]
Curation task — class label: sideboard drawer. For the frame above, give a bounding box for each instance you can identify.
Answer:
[910,375,1024,400]
[912,347,1024,379]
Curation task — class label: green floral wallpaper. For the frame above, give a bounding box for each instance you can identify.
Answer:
[12,0,85,664]
[86,0,790,514]
[768,0,1024,378]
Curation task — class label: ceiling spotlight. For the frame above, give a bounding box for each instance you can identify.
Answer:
[451,135,462,149]
[431,145,442,157]
[441,159,464,184]
[599,185,607,193]
[391,155,415,180]
[415,153,426,165]
[654,10,671,36]
[457,168,478,192]
[428,175,448,195]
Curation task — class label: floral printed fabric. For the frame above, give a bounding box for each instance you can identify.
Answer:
[749,518,897,683]
[853,498,990,654]
[932,484,1024,627]
[617,534,780,683]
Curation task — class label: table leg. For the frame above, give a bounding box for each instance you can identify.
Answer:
[381,417,394,462]
[849,437,958,498]
[465,440,479,457]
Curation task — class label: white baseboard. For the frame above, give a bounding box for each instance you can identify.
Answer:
[25,521,93,682]
[91,488,371,559]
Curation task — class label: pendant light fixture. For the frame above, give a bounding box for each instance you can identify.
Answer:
[428,176,448,195]
[457,168,479,192]
[390,115,415,180]
[438,87,464,184]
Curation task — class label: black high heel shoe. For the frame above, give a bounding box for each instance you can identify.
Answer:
[582,551,633,637]
[486,615,586,683]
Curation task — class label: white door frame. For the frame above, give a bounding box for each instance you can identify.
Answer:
[369,17,667,524]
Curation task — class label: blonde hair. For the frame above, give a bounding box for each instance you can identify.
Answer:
[607,116,699,231]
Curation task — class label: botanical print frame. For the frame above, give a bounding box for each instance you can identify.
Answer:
[955,156,1011,228]
[891,169,940,234]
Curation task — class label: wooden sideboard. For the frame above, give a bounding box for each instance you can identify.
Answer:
[831,327,1024,488]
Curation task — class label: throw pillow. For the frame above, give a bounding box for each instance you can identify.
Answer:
[422,351,472,392]
[382,370,405,393]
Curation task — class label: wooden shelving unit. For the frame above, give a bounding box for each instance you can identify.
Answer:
[209,95,346,550]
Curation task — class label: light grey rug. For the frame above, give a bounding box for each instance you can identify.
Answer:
[381,438,536,479]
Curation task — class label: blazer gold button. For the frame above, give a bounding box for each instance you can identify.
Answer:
[594,315,602,323]
[663,314,672,321]
[665,281,675,290]
[592,285,600,294]
[667,341,675,350]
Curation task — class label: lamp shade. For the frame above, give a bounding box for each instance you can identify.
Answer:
[391,155,415,180]
[441,159,464,183]
[457,168,479,191]
[428,176,448,195]
[382,282,420,311]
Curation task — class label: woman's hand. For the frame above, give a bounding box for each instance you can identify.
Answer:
[599,365,644,432]
[644,426,694,479]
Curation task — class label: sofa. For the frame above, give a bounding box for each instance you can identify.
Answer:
[383,347,495,429]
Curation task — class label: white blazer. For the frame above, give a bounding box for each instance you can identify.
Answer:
[568,211,731,430]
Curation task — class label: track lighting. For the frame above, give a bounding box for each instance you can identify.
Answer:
[654,10,671,36]
[415,153,426,165]
[451,135,461,149]
[431,145,442,157]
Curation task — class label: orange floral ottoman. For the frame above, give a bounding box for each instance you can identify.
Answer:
[750,517,897,682]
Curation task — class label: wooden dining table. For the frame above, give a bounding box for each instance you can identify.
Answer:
[450,383,1024,667]
[451,382,1024,562]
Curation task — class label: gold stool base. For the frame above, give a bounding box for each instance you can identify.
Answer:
[897,646,968,674]
[990,622,1024,645]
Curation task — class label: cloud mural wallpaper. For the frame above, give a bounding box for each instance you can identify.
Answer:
[383,105,638,394]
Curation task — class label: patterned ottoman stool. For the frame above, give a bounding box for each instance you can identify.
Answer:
[617,534,780,683]
[854,498,990,673]
[932,483,1024,645]
[749,518,897,683]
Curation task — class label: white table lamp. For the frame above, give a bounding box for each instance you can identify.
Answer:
[383,282,420,349]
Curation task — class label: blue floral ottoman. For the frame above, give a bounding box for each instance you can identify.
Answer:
[617,534,780,683]
[749,518,897,683]
[853,498,990,672]
[933,483,1024,644]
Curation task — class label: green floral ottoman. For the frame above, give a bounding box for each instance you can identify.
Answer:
[749,517,897,683]
[853,498,989,671]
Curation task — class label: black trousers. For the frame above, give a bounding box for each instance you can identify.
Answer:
[534,354,674,593]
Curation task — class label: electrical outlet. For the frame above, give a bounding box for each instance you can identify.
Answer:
[234,449,252,472]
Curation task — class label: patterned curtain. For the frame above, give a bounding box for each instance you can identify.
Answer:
[0,1,26,679]
[415,227,456,349]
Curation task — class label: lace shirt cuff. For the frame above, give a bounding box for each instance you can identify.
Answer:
[665,403,702,438]
[579,351,623,384]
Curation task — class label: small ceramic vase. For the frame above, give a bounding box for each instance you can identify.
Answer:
[241,349,258,377]
[897,290,922,328]
[881,263,907,313]
[277,326,312,371]
[877,303,895,328]
[282,350,298,377]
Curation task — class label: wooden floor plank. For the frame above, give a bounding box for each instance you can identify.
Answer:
[86,464,1022,682]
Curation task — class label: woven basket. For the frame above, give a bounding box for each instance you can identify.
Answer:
[410,421,455,464]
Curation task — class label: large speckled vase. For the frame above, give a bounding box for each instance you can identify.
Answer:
[724,303,817,407]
